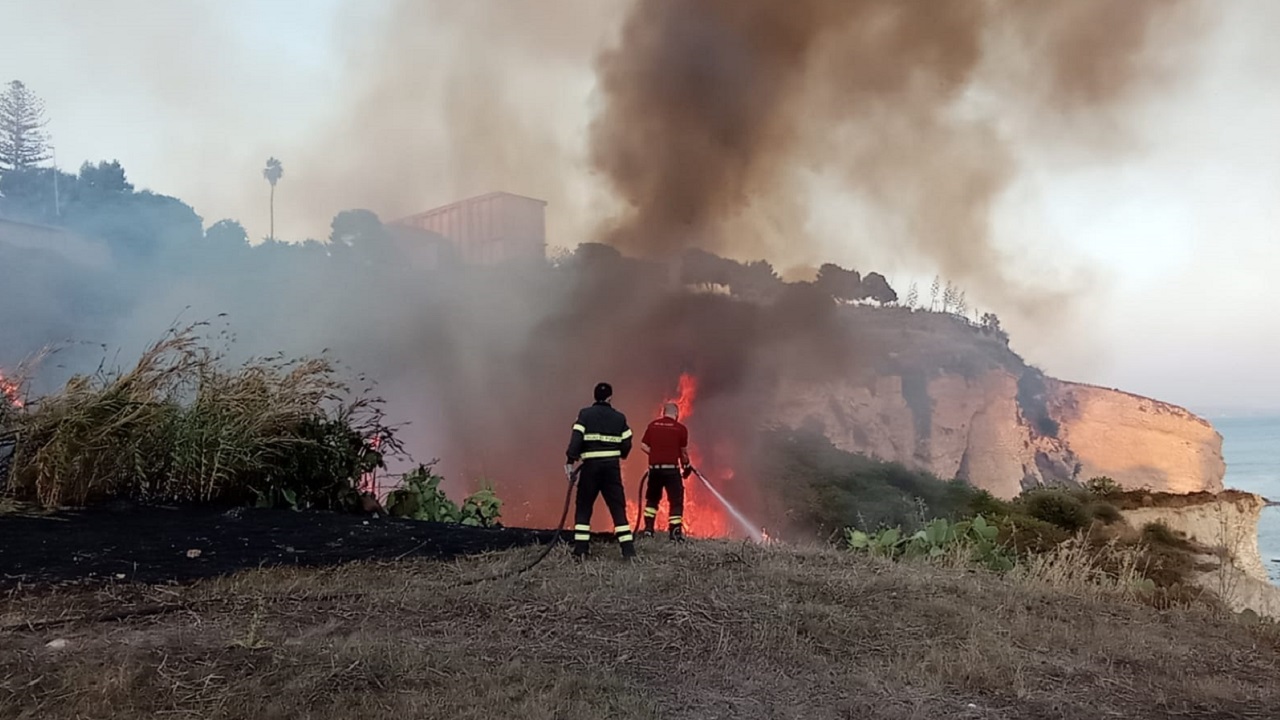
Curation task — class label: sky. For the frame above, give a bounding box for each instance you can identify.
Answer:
[1,0,1278,416]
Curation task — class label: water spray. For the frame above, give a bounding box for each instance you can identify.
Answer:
[691,468,764,543]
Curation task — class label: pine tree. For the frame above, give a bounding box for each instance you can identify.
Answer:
[0,81,52,172]
[905,282,919,309]
[929,275,941,311]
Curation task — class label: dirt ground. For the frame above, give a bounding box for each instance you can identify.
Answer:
[0,502,555,588]
[3,534,1280,720]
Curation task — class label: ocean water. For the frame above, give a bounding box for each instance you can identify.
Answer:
[1217,416,1280,584]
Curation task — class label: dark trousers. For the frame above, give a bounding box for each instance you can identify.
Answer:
[572,460,634,556]
[643,467,685,531]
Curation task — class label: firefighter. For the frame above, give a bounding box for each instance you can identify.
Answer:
[564,382,636,559]
[640,402,693,541]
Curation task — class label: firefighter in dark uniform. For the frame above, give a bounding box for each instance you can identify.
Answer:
[640,402,693,541]
[564,382,637,559]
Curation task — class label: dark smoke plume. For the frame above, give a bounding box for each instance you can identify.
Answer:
[589,0,1198,319]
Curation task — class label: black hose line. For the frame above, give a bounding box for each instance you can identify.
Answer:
[452,465,580,586]
[633,470,649,534]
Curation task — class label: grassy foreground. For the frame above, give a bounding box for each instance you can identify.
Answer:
[3,539,1278,720]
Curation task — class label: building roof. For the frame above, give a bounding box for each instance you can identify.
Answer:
[390,191,548,226]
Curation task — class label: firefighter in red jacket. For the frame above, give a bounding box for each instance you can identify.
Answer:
[565,382,637,559]
[640,402,693,541]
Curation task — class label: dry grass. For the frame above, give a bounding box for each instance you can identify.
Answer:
[3,322,394,508]
[3,540,1278,720]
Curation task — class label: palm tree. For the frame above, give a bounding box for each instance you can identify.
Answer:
[262,157,283,240]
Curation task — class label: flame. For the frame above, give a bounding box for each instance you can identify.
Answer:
[626,372,740,539]
[0,370,22,408]
[358,434,383,496]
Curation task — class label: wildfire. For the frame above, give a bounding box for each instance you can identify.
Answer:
[626,372,741,540]
[0,370,22,409]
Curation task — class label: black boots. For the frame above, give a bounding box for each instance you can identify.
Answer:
[669,525,685,542]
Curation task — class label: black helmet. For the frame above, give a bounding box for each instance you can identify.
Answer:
[594,382,613,402]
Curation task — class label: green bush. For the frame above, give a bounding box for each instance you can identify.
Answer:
[1088,500,1123,525]
[758,427,987,537]
[1019,489,1091,532]
[386,464,503,527]
[845,514,1014,572]
[1140,521,1188,548]
[1085,476,1122,497]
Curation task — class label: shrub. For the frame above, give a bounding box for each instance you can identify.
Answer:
[845,515,1014,572]
[1141,521,1189,549]
[996,514,1071,554]
[1088,501,1123,525]
[758,427,987,537]
[386,464,503,527]
[1085,476,1122,497]
[1019,489,1091,532]
[2,322,401,510]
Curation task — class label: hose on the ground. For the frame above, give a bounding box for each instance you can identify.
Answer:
[451,465,580,586]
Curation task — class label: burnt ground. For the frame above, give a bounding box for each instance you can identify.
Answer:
[0,502,562,588]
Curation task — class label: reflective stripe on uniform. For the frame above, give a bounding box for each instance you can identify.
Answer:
[575,533,591,541]
[621,429,633,440]
[572,424,586,434]
[615,525,631,533]
[582,433,626,443]
[669,516,683,526]
[643,506,658,518]
[574,523,591,542]
[580,449,621,459]
[617,533,634,543]
[615,524,634,543]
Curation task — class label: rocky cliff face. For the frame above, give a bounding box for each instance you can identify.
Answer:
[775,368,1225,500]
[1121,492,1280,618]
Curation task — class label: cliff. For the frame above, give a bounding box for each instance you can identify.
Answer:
[773,309,1225,499]
[1120,491,1280,618]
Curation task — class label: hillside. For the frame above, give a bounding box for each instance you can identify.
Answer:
[4,540,1278,720]
[773,304,1225,499]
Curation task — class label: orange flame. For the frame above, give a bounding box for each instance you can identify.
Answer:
[0,370,22,409]
[627,372,737,539]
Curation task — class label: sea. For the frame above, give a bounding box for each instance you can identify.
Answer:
[1217,416,1280,585]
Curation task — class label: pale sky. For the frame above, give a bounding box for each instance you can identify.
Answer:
[2,0,1278,416]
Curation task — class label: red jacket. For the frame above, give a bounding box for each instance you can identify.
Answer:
[641,416,689,466]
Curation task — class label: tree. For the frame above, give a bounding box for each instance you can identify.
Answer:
[861,272,898,304]
[329,209,386,247]
[0,81,52,173]
[814,263,862,302]
[262,157,283,240]
[206,219,249,247]
[78,160,132,195]
[929,275,941,311]
[942,281,958,313]
[905,282,919,309]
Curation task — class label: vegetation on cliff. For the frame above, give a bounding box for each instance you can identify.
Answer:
[760,428,1231,611]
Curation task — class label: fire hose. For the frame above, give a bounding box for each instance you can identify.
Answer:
[633,470,649,532]
[452,465,580,586]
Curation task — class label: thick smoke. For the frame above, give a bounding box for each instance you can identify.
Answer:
[590,0,1197,319]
